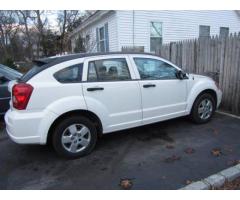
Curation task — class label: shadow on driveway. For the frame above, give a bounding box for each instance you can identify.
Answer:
[0,113,240,189]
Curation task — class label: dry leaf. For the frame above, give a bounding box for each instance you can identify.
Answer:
[211,148,222,157]
[186,180,192,185]
[164,155,181,163]
[119,179,133,190]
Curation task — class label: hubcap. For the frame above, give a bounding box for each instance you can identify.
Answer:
[198,99,213,120]
[61,124,91,153]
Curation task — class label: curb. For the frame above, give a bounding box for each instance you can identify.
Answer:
[180,163,240,190]
[216,110,240,119]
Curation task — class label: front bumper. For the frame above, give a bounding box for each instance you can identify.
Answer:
[4,109,57,144]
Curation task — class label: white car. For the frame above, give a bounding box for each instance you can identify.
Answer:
[5,53,222,158]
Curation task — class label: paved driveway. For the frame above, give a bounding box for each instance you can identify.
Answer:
[0,113,240,189]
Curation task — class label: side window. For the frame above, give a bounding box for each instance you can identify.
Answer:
[134,58,177,80]
[54,64,83,83]
[87,58,131,81]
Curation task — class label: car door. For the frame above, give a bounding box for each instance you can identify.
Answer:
[129,55,188,124]
[0,73,11,114]
[82,55,142,133]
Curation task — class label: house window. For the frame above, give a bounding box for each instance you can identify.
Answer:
[220,27,229,38]
[96,23,109,52]
[150,22,162,53]
[199,25,210,38]
[99,27,106,52]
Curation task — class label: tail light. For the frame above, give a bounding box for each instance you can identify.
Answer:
[12,83,33,110]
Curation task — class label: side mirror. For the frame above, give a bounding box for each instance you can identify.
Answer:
[176,70,186,80]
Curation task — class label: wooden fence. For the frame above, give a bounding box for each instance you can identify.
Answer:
[156,33,240,115]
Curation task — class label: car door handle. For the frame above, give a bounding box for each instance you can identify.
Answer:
[87,87,104,92]
[143,84,156,88]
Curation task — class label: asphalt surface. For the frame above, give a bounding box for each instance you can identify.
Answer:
[0,113,240,190]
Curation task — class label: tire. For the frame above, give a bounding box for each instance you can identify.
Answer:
[190,93,216,124]
[52,115,98,159]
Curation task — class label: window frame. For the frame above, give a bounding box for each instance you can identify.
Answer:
[82,55,136,82]
[149,21,163,53]
[98,26,106,52]
[219,27,229,38]
[87,58,132,82]
[53,63,83,84]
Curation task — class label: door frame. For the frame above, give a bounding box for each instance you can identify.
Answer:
[128,54,189,124]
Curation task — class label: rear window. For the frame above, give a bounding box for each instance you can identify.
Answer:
[54,63,83,83]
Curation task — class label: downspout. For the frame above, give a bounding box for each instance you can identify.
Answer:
[133,10,135,47]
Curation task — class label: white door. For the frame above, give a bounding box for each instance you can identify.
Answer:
[82,55,142,133]
[130,56,188,124]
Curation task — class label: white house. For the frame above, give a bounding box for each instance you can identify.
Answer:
[69,10,240,53]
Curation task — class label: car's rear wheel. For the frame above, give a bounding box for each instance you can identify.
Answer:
[52,116,97,159]
[190,93,216,124]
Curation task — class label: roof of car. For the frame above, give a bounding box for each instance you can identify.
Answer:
[20,52,159,83]
[33,52,158,66]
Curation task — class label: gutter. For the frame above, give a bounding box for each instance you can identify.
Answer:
[69,10,113,38]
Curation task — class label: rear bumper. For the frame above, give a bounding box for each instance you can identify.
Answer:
[4,109,57,144]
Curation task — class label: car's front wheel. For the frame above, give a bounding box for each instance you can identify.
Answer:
[190,93,216,124]
[52,116,98,159]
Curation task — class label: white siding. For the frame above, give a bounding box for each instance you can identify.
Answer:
[71,11,118,53]
[116,10,240,52]
[71,10,240,53]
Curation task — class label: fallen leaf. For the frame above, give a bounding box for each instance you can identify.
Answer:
[211,148,222,157]
[119,179,133,190]
[164,155,181,163]
[186,180,192,185]
[184,148,195,154]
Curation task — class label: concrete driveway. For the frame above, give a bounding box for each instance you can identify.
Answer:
[0,113,240,189]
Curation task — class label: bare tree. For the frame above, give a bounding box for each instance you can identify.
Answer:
[33,10,48,57]
[17,10,35,60]
[58,10,83,54]
[0,11,20,62]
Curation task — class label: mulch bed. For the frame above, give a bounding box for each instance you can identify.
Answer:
[216,177,240,190]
